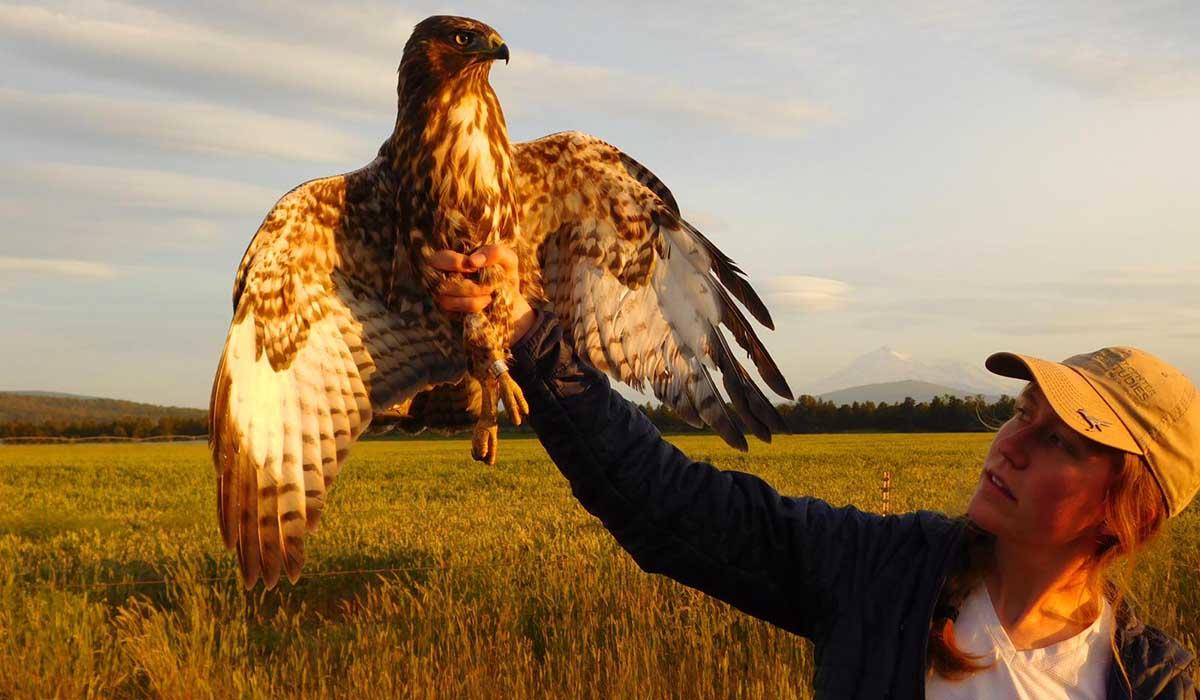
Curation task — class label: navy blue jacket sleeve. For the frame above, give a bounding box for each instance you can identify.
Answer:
[508,310,910,641]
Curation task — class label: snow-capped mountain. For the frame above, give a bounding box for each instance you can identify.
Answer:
[807,346,1021,397]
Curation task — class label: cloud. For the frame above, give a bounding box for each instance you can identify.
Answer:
[498,50,831,138]
[976,313,1160,337]
[193,1,421,59]
[652,84,832,138]
[767,275,853,312]
[0,88,375,162]
[0,256,116,278]
[0,207,242,258]
[0,1,830,139]
[1080,264,1200,286]
[1024,39,1200,99]
[6,162,281,216]
[0,2,394,114]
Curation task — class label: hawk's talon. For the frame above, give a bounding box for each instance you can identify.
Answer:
[472,421,498,465]
[497,372,528,426]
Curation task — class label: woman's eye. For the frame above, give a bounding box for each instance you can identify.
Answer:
[1046,432,1075,453]
[454,33,470,46]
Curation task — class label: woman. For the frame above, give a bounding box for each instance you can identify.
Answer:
[431,246,1198,698]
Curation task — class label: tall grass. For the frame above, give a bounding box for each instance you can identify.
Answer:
[1,435,1195,698]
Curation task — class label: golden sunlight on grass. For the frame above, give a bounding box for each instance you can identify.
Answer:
[1,435,1196,698]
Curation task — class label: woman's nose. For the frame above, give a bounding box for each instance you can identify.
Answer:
[997,423,1033,470]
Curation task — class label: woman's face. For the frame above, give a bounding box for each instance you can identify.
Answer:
[967,383,1122,550]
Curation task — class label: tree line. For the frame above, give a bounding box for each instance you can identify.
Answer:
[0,393,205,424]
[639,393,1017,434]
[0,415,208,440]
[0,394,1016,440]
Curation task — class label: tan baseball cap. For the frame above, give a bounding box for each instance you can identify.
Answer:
[986,347,1199,517]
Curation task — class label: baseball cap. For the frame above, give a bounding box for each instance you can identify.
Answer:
[986,347,1199,517]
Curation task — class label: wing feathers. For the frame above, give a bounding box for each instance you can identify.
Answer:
[278,373,306,583]
[680,220,775,331]
[616,144,775,332]
[236,444,262,587]
[619,151,681,215]
[212,171,476,588]
[295,366,327,532]
[518,132,790,450]
[712,281,793,400]
[688,360,748,452]
[212,286,468,587]
[709,323,786,443]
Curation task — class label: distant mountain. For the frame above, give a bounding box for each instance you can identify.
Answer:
[808,346,1018,397]
[0,392,206,425]
[819,380,999,406]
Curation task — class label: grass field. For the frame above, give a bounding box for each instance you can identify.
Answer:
[2,434,1197,699]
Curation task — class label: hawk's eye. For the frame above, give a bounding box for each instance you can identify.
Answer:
[453,32,471,47]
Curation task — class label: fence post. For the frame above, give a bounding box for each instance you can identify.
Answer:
[881,468,892,515]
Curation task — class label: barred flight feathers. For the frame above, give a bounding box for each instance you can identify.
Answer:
[619,150,776,334]
[514,131,792,450]
[210,173,467,589]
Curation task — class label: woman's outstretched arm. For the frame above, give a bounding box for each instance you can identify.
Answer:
[508,308,901,640]
[431,245,919,642]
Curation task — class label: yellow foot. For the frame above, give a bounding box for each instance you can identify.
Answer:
[471,421,499,465]
[497,372,529,426]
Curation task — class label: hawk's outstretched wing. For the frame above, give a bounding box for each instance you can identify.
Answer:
[514,132,792,449]
[209,171,465,589]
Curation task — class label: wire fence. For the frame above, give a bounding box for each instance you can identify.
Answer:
[29,554,576,592]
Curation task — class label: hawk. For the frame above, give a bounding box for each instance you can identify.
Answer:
[209,15,794,589]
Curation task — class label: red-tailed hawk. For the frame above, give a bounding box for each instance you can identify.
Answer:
[210,15,794,589]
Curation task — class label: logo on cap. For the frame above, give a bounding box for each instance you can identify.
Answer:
[1077,408,1111,433]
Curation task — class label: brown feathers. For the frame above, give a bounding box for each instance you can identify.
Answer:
[514,132,791,451]
[209,167,466,589]
[210,18,790,589]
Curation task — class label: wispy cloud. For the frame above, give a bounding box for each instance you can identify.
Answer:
[1026,40,1200,98]
[1082,264,1200,285]
[6,163,280,216]
[0,208,240,257]
[0,1,830,139]
[153,1,422,59]
[498,50,832,138]
[0,89,374,162]
[849,264,1200,337]
[979,317,1153,337]
[0,256,116,278]
[0,2,393,113]
[767,275,854,312]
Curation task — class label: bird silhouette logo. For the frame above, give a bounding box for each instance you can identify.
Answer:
[1076,408,1112,433]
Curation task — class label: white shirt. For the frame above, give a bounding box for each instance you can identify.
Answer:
[925,584,1114,700]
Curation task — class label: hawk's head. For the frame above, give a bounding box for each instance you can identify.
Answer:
[401,16,509,83]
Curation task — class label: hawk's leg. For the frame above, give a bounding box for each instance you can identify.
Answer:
[468,262,530,428]
[495,370,529,426]
[463,312,527,465]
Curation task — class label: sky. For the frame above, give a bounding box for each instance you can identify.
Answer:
[1,0,1197,408]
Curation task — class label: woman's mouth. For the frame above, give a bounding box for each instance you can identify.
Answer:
[984,469,1017,502]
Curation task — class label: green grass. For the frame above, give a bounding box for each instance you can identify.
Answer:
[1,435,1196,698]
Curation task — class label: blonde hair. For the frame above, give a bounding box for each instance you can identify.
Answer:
[927,451,1168,682]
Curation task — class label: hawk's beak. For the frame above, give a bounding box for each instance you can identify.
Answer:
[487,34,509,64]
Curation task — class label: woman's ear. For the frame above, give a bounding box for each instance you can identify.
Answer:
[1093,518,1119,552]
